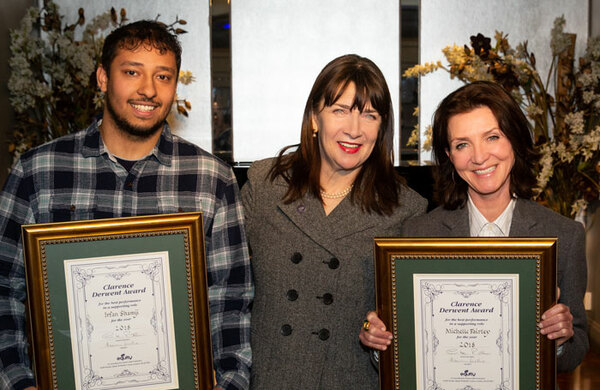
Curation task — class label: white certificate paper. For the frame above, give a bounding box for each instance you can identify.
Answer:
[64,252,178,390]
[414,274,519,390]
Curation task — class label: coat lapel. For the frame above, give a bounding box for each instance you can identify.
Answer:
[277,194,379,252]
[277,196,331,250]
[325,196,381,239]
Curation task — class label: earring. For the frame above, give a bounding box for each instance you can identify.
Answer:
[312,128,318,138]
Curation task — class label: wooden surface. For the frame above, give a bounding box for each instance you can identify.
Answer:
[557,351,600,390]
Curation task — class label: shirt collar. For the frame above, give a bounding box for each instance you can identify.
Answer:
[468,195,516,237]
[81,117,173,166]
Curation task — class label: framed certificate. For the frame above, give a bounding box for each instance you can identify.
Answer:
[374,238,556,390]
[22,212,214,390]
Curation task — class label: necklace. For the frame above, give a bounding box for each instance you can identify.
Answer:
[320,184,353,199]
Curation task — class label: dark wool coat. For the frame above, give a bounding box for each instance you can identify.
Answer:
[401,199,589,372]
[242,158,427,389]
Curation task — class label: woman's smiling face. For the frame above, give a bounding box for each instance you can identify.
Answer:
[447,106,515,205]
[314,82,381,180]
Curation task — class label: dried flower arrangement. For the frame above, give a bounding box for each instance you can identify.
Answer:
[404,17,600,217]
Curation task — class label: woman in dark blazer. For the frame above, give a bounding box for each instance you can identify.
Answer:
[360,81,588,372]
[242,54,427,389]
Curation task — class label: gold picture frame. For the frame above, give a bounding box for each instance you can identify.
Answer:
[374,237,557,390]
[22,212,214,389]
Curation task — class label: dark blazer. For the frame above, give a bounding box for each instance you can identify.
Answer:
[402,199,589,372]
[242,158,427,389]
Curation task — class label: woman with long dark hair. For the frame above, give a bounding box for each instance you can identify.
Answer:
[242,54,426,388]
[360,81,588,373]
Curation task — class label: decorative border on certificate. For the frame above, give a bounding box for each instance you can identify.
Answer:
[374,238,556,390]
[413,274,518,390]
[64,252,178,390]
[22,213,214,390]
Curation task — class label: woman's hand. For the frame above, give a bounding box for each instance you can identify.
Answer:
[359,311,393,351]
[539,288,574,346]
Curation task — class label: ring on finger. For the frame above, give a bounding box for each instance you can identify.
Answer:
[363,319,371,332]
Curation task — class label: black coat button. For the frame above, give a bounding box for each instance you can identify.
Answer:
[286,289,298,301]
[280,324,292,336]
[317,293,333,305]
[317,328,330,340]
[323,257,339,269]
[291,252,303,264]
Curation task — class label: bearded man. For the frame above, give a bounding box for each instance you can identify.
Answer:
[0,20,252,390]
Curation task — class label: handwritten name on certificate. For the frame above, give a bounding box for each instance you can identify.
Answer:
[413,274,518,390]
[64,252,178,390]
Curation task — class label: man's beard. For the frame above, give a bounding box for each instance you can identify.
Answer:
[105,93,170,139]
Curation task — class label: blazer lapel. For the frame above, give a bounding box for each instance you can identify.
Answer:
[509,199,538,236]
[442,206,471,236]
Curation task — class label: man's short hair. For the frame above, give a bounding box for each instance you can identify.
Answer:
[101,20,182,77]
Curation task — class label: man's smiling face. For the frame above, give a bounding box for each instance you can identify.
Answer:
[97,45,177,139]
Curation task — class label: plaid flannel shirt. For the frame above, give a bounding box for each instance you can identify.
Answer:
[0,119,253,390]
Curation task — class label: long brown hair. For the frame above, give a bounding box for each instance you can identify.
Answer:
[269,54,402,215]
[432,81,538,209]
